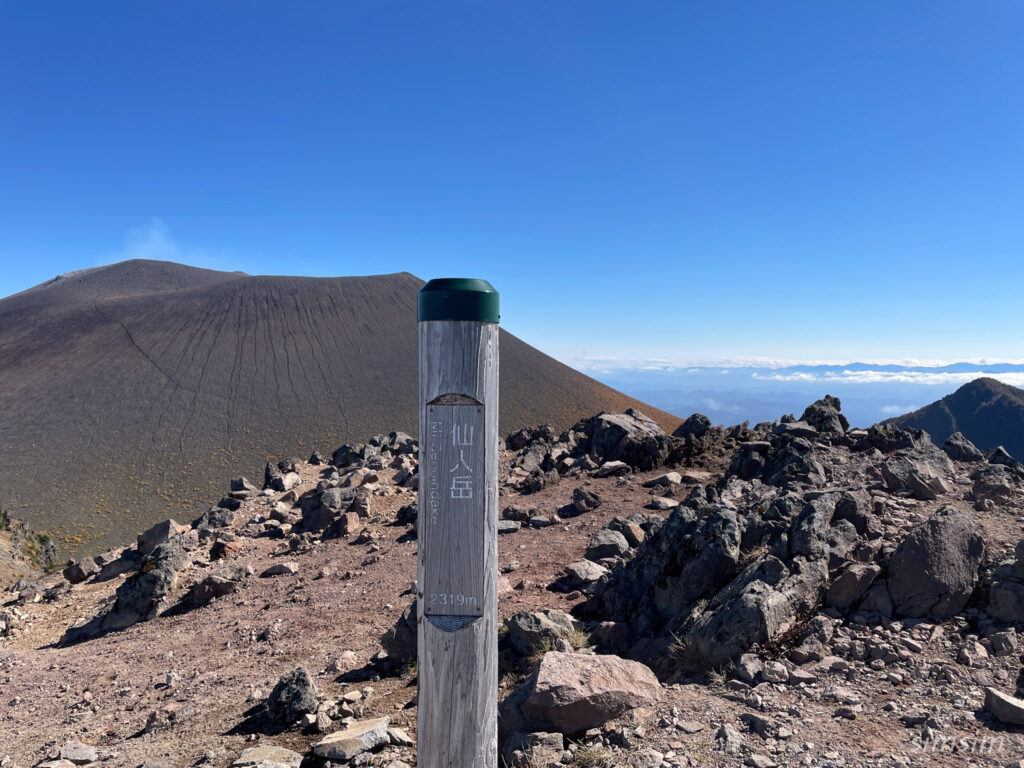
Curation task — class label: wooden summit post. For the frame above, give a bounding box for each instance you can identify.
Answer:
[417,278,500,767]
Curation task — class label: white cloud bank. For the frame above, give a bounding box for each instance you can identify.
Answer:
[751,370,1024,387]
[572,356,1024,372]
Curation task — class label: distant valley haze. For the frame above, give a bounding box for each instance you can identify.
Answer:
[582,361,1024,431]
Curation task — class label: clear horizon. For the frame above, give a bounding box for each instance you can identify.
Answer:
[2,3,1022,364]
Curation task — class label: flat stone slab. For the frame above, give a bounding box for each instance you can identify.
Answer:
[314,716,390,761]
[260,561,299,578]
[59,741,98,765]
[986,686,1024,726]
[232,744,303,768]
[497,520,521,534]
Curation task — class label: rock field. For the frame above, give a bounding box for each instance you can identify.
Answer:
[4,398,1024,767]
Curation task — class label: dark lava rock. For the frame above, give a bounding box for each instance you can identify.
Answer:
[887,505,984,619]
[268,665,319,725]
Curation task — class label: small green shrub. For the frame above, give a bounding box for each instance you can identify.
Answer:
[566,627,592,650]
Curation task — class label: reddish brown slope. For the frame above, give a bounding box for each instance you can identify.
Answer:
[0,260,679,556]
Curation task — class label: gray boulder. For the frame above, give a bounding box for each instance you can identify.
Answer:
[886,505,984,618]
[989,581,1024,625]
[670,413,717,457]
[194,506,236,533]
[973,464,1019,502]
[137,519,187,556]
[985,687,1024,727]
[799,395,849,435]
[331,443,365,468]
[298,487,361,535]
[989,446,1022,469]
[585,529,630,560]
[96,548,142,581]
[943,432,985,463]
[987,546,1024,624]
[859,582,894,618]
[184,563,253,608]
[673,413,711,440]
[63,537,191,642]
[880,455,950,500]
[105,540,190,628]
[772,421,819,439]
[502,732,564,768]
[789,494,859,563]
[504,609,576,657]
[562,559,609,590]
[313,717,390,761]
[270,471,300,492]
[63,558,100,585]
[864,424,933,454]
[59,741,98,764]
[759,437,828,488]
[688,555,828,666]
[231,744,303,768]
[582,409,677,471]
[268,666,319,725]
[264,461,282,487]
[571,487,602,513]
[231,476,258,493]
[497,520,521,534]
[825,563,881,611]
[499,651,661,734]
[505,424,557,451]
[380,599,417,665]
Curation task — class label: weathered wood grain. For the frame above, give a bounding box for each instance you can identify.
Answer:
[418,320,499,767]
[421,403,486,618]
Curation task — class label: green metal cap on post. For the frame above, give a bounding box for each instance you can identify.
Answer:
[418,278,500,323]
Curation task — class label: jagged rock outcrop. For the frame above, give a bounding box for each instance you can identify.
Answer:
[595,507,740,639]
[799,395,849,435]
[63,535,194,643]
[585,397,1009,667]
[506,408,726,494]
[297,487,366,538]
[689,554,828,667]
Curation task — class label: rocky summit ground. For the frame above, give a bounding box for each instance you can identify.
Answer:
[4,399,1024,768]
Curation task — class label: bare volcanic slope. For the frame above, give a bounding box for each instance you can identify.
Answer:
[887,377,1024,460]
[0,259,680,556]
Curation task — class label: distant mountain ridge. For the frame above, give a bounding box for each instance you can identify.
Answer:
[0,259,681,556]
[887,377,1024,460]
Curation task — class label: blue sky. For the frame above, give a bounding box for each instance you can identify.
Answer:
[1,1,1021,366]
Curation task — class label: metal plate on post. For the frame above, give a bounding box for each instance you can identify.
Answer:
[422,403,486,621]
